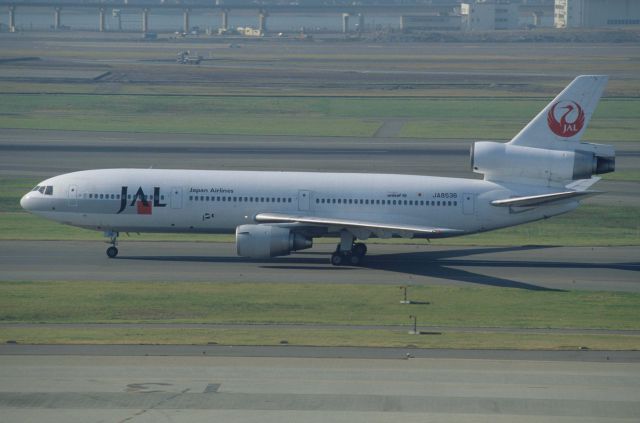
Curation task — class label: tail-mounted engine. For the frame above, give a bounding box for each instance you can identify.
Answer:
[236,224,312,258]
[470,141,615,184]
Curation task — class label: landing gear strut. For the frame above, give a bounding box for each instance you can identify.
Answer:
[105,231,119,258]
[330,231,366,266]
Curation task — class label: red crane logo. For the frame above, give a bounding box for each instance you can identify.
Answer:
[547,101,585,137]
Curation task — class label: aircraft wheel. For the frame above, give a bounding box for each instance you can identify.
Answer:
[352,243,367,257]
[106,246,118,258]
[349,254,362,266]
[330,252,343,266]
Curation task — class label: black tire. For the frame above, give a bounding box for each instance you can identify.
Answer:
[349,254,361,266]
[106,246,118,258]
[352,243,367,257]
[330,253,343,266]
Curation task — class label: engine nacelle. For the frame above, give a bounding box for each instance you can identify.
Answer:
[470,141,614,184]
[236,224,312,258]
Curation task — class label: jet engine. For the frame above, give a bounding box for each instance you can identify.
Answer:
[470,141,615,184]
[236,224,312,258]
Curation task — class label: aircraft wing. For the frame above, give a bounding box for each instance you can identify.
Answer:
[491,190,601,208]
[254,212,462,237]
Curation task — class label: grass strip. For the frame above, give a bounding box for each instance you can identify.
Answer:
[1,282,638,330]
[0,94,638,140]
[1,327,638,350]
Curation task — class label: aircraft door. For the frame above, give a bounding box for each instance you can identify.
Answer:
[298,190,311,211]
[170,187,182,209]
[462,193,475,215]
[67,184,78,207]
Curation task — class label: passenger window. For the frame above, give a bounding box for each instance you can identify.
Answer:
[454,201,458,206]
[189,196,193,201]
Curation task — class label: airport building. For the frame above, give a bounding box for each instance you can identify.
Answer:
[400,14,462,32]
[554,0,640,28]
[461,0,519,31]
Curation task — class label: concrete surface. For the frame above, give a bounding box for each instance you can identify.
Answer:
[0,351,639,422]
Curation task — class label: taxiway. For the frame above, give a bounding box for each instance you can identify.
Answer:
[1,241,639,292]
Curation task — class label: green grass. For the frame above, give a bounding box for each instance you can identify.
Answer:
[1,282,639,349]
[0,94,638,140]
[1,327,638,350]
[1,282,639,330]
[603,170,640,182]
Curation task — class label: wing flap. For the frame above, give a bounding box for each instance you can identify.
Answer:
[254,212,462,236]
[491,190,600,208]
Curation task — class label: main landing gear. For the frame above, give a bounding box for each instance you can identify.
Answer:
[105,231,119,258]
[330,230,367,266]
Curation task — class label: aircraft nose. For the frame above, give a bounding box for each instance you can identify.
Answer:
[20,193,32,211]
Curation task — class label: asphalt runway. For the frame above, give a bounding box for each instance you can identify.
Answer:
[1,241,639,292]
[1,349,639,423]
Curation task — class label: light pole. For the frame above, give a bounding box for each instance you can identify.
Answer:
[399,285,410,304]
[409,315,417,335]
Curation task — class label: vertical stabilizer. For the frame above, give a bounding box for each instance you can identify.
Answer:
[509,75,608,150]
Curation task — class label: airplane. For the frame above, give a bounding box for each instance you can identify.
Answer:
[20,75,615,266]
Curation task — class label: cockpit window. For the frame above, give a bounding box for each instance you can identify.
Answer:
[38,186,46,194]
[32,186,40,192]
[44,186,53,195]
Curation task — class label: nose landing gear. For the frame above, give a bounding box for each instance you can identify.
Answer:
[105,231,119,258]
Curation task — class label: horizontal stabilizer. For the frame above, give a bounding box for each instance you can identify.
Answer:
[491,191,600,208]
[565,176,601,192]
[255,212,462,236]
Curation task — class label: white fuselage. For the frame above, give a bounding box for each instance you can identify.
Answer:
[21,168,577,238]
